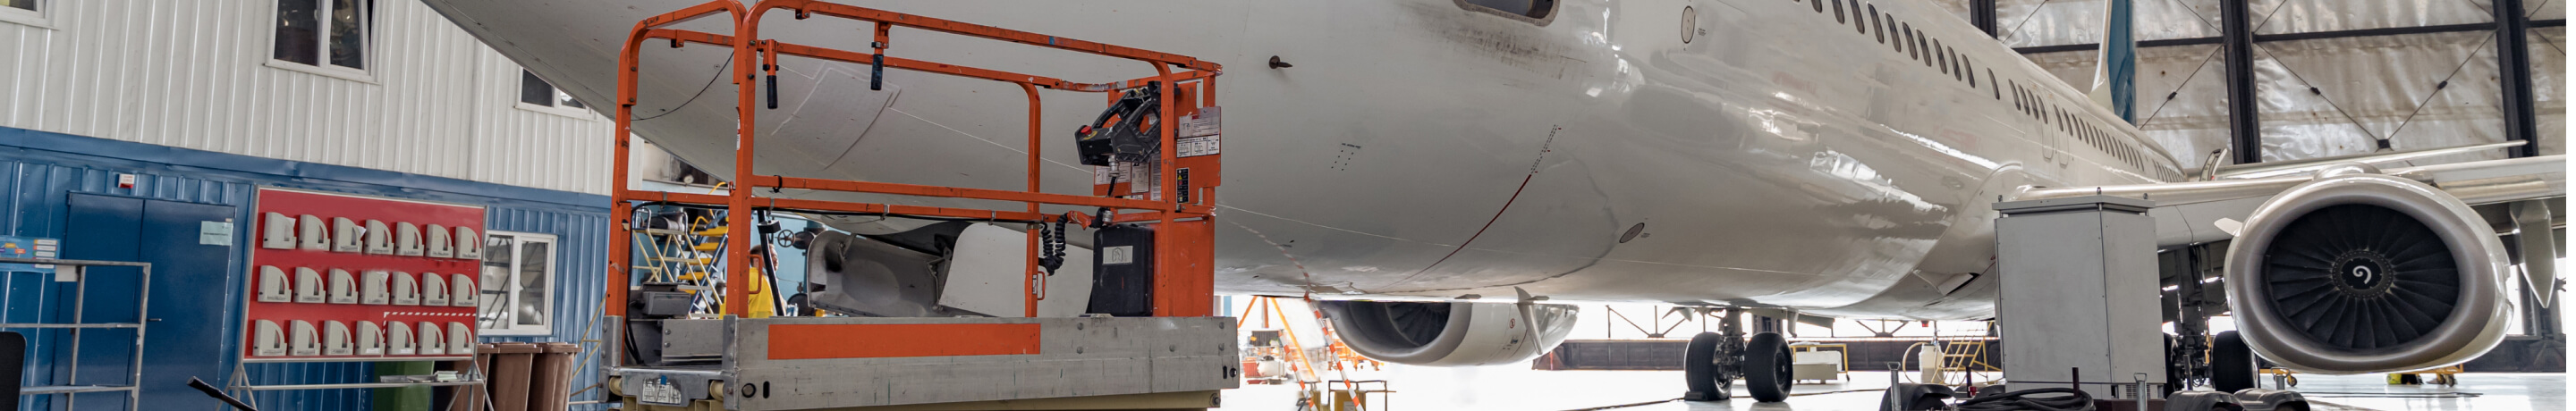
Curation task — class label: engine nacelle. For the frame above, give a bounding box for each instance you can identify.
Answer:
[1318,301,1579,366]
[2224,173,2512,373]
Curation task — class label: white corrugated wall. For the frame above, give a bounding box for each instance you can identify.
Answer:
[0,0,613,194]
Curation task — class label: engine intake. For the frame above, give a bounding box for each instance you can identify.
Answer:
[2224,173,2512,373]
[1318,301,1578,366]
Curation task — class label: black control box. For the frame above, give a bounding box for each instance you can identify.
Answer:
[1086,224,1156,316]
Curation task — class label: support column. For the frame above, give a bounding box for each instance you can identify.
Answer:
[2222,0,2261,164]
[1973,0,1998,38]
[2496,0,2540,157]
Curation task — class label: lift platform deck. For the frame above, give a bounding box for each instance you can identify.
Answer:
[599,2,1233,409]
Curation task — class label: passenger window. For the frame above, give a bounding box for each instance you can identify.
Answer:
[1833,0,1844,23]
[1813,0,1824,13]
[1966,59,1977,87]
[1850,2,1866,32]
[1870,5,1884,43]
[1462,0,1555,21]
[1903,25,1918,61]
[1952,49,1965,82]
[1916,31,1932,67]
[1935,40,1947,74]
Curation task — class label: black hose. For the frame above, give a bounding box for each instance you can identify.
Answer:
[1953,387,2095,411]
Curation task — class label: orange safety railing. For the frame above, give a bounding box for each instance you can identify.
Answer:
[608,0,1223,327]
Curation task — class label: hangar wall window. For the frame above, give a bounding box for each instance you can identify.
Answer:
[273,0,373,77]
[0,0,47,28]
[478,231,557,336]
[1460,0,1555,21]
[519,71,590,116]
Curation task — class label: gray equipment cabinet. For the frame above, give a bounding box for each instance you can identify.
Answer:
[1994,196,2168,400]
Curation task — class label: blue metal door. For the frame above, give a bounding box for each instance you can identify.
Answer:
[62,194,236,410]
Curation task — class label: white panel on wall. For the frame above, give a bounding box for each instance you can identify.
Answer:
[0,0,613,194]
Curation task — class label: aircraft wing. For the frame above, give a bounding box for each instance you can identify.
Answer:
[2208,141,2536,180]
[2015,154,2564,306]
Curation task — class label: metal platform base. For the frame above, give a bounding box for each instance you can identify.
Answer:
[609,316,1238,411]
[619,390,1223,411]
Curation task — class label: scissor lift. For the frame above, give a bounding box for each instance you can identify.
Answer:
[601,2,1234,409]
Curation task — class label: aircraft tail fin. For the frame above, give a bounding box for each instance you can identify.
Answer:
[2089,0,2138,123]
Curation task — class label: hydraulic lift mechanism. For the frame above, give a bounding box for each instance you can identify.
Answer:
[599,1,1234,409]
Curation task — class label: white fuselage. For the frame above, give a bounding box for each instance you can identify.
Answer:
[423,0,2184,320]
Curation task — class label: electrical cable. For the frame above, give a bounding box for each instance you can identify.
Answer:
[1953,387,2096,411]
[2381,32,2502,144]
[1999,0,2059,43]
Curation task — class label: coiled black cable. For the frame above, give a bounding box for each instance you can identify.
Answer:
[1953,388,2095,411]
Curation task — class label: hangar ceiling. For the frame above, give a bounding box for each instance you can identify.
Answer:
[1930,0,2565,171]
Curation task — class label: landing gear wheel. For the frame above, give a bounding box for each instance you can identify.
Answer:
[2212,331,2258,393]
[1682,331,1733,400]
[2164,334,2188,395]
[1745,331,1793,402]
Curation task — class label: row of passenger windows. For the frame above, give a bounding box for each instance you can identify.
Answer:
[1796,0,2155,173]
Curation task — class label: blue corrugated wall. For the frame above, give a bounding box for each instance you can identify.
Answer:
[0,127,612,411]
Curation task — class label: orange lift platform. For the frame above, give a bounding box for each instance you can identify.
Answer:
[598,1,1234,409]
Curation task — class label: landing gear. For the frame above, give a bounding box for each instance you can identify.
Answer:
[1683,331,1736,401]
[2211,331,2258,393]
[1681,307,1793,403]
[1743,331,1793,402]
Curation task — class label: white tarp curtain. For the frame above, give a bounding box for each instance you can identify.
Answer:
[1932,0,2565,171]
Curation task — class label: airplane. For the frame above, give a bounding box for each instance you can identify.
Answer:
[419,0,2564,402]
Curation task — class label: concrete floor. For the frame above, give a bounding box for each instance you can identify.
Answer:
[1216,366,2567,410]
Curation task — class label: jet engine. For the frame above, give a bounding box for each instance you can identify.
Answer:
[1317,300,1578,366]
[2224,172,2512,373]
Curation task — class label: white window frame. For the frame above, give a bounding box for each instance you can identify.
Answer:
[477,231,557,336]
[514,71,596,119]
[0,0,53,29]
[265,0,377,83]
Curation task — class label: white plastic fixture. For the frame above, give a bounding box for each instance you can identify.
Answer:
[392,272,419,306]
[451,273,478,307]
[388,321,416,355]
[446,323,474,354]
[332,217,364,253]
[395,222,424,256]
[328,269,358,304]
[364,220,394,255]
[257,266,292,302]
[260,212,296,249]
[324,321,353,356]
[419,323,445,355]
[253,320,286,356]
[358,321,386,356]
[361,270,391,305]
[427,223,454,258]
[290,320,319,356]
[294,267,326,303]
[299,214,330,250]
[422,273,449,306]
[453,227,481,259]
